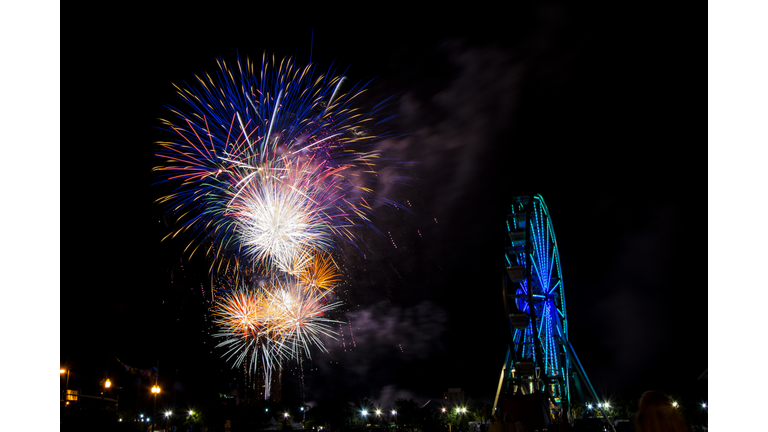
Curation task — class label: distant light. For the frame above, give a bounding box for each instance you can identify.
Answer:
[376,410,382,416]
[588,405,593,409]
[284,413,290,418]
[392,410,397,415]
[60,369,66,374]
[362,411,368,416]
[166,411,172,417]
[189,411,194,415]
[301,407,304,411]
[672,402,678,408]
[442,408,446,413]
[140,414,144,418]
[702,403,707,408]
[266,408,269,412]
[119,419,122,422]
[604,403,610,408]
[105,379,112,388]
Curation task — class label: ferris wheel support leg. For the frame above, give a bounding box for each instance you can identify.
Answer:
[492,346,512,415]
[566,342,617,432]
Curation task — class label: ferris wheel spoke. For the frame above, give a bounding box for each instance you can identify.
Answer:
[530,257,545,291]
[537,307,545,340]
[548,279,562,296]
[548,243,557,283]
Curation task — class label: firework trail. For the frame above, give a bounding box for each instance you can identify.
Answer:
[154,53,400,274]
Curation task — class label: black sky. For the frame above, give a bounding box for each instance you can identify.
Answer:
[61,1,705,417]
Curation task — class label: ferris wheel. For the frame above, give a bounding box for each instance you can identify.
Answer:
[493,194,614,430]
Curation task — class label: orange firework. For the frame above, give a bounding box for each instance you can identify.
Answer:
[212,278,342,371]
[298,253,342,295]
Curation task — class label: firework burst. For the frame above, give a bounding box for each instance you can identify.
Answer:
[212,275,342,371]
[154,54,398,273]
[297,252,341,295]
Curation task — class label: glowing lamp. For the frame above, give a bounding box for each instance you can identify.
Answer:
[105,379,112,388]
[60,369,66,374]
[362,411,368,416]
[672,402,678,408]
[151,385,160,394]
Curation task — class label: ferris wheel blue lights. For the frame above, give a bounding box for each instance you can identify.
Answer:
[501,194,573,409]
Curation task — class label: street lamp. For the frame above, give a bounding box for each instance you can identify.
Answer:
[60,369,70,404]
[165,411,172,431]
[151,383,160,432]
[101,376,112,409]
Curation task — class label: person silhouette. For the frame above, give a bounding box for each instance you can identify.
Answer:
[489,414,504,432]
[635,391,687,432]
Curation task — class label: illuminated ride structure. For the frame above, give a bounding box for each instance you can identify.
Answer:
[493,194,615,431]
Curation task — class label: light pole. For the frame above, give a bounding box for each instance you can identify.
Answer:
[151,383,161,432]
[189,410,195,432]
[101,377,112,409]
[60,369,70,403]
[391,410,397,429]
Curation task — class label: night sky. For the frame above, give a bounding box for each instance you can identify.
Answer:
[49,1,712,426]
